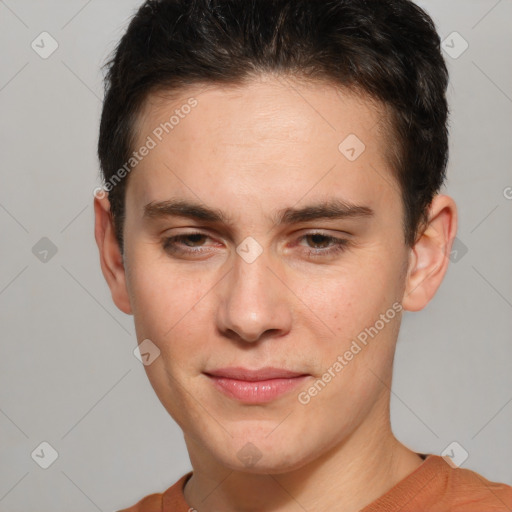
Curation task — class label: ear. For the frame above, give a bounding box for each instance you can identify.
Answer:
[94,193,133,315]
[402,194,458,312]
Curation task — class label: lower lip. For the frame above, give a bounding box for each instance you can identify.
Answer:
[207,375,309,403]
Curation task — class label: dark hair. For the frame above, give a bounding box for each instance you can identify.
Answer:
[98,0,449,253]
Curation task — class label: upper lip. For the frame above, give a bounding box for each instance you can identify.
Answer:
[205,367,308,381]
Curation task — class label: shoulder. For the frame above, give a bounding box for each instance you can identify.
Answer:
[363,454,512,511]
[440,458,512,510]
[116,492,163,512]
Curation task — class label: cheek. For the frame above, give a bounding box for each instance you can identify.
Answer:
[294,256,399,328]
[128,260,209,399]
[292,251,403,381]
[126,252,207,344]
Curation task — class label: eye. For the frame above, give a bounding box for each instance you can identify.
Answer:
[162,231,215,255]
[161,231,351,259]
[297,232,351,258]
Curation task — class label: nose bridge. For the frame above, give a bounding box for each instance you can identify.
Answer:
[217,244,291,342]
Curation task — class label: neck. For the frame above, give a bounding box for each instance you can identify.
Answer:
[183,399,423,512]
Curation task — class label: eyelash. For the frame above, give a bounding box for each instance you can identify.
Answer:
[161,231,350,258]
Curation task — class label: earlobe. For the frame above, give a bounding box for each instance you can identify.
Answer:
[94,194,133,315]
[402,194,458,312]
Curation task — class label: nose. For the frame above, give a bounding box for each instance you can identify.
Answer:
[215,246,293,344]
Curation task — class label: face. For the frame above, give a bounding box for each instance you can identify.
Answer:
[108,76,415,472]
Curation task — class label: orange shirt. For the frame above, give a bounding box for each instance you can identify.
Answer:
[117,454,512,511]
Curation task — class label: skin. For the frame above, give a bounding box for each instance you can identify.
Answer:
[95,75,457,512]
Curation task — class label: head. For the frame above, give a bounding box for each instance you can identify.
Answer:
[95,0,457,473]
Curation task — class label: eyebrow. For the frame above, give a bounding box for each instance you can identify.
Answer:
[142,198,374,226]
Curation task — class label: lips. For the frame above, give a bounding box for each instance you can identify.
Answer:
[204,367,310,403]
[205,367,308,381]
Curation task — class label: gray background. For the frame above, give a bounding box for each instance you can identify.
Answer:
[0,0,511,510]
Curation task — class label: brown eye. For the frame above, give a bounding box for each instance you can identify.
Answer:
[297,233,350,258]
[162,232,212,255]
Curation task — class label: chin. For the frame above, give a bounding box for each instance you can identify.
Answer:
[203,427,318,475]
[222,448,313,475]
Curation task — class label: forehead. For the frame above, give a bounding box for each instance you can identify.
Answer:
[127,76,398,219]
[135,75,387,149]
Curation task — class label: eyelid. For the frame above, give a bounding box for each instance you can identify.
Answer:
[293,232,350,250]
[294,227,352,237]
[161,228,350,243]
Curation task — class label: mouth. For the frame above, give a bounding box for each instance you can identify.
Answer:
[204,367,311,404]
